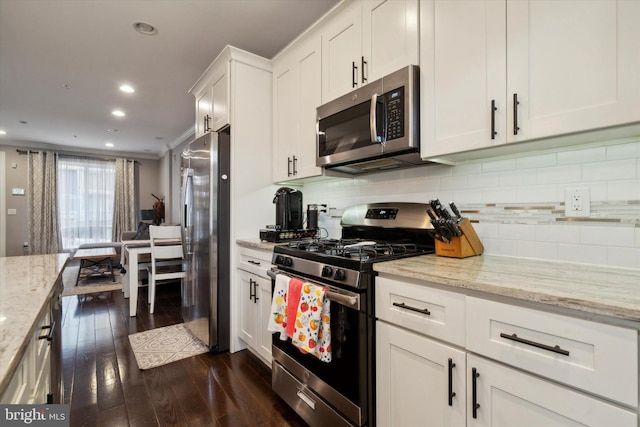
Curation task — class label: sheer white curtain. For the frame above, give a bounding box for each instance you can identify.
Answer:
[57,156,115,251]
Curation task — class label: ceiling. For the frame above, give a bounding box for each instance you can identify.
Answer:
[0,0,340,159]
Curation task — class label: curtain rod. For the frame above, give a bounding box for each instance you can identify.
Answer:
[16,149,140,163]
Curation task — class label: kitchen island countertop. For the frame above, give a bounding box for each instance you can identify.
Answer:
[236,238,280,251]
[0,253,69,394]
[374,254,640,325]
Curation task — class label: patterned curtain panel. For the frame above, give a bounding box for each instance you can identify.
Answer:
[27,151,62,254]
[112,158,136,242]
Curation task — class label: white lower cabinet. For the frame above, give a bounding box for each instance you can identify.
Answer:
[467,354,637,427]
[376,321,466,426]
[237,246,273,365]
[374,274,639,426]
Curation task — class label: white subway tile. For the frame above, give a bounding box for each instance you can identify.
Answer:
[517,241,558,261]
[557,243,607,265]
[582,159,636,181]
[498,223,536,240]
[482,158,516,173]
[606,247,640,269]
[482,238,517,256]
[637,228,640,248]
[536,165,581,185]
[606,140,640,161]
[452,162,482,176]
[579,224,635,247]
[468,172,500,189]
[440,175,468,191]
[607,180,640,201]
[452,189,483,204]
[535,224,580,243]
[499,169,537,187]
[474,222,499,239]
[426,163,454,177]
[557,146,606,165]
[516,185,557,203]
[515,153,557,169]
[483,187,517,203]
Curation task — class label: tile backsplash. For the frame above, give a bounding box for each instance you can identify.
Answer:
[302,138,640,270]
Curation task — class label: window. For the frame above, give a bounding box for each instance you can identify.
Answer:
[57,157,115,250]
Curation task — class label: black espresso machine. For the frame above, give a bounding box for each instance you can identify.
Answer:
[260,187,318,242]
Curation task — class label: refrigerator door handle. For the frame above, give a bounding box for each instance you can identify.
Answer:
[181,168,194,259]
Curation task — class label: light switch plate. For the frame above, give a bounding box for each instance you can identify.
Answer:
[11,188,25,196]
[7,209,17,215]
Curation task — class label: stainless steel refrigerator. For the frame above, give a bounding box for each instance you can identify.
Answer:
[180,127,230,353]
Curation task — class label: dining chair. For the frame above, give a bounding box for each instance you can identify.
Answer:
[148,225,185,314]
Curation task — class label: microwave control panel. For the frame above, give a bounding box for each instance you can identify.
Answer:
[384,87,404,141]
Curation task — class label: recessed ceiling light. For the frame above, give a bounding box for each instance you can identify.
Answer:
[107,128,119,133]
[63,83,71,89]
[120,85,135,93]
[0,130,6,135]
[154,137,164,140]
[133,21,157,36]
[19,120,27,124]
[105,142,114,148]
[112,110,125,117]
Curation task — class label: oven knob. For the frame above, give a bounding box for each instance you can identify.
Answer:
[333,269,346,281]
[321,266,333,278]
[283,257,293,267]
[274,255,284,265]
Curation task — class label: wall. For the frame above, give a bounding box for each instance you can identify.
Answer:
[0,144,161,256]
[302,137,640,270]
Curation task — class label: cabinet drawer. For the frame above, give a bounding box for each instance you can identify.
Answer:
[375,276,465,347]
[466,297,638,408]
[238,247,273,278]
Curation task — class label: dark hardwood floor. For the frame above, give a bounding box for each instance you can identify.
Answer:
[60,282,308,427]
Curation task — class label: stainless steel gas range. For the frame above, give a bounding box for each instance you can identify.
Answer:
[268,203,435,427]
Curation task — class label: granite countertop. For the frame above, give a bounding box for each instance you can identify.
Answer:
[0,253,69,394]
[236,238,280,251]
[374,254,640,324]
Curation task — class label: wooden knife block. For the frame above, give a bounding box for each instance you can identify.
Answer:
[435,218,484,258]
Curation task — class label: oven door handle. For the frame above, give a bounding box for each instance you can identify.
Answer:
[326,291,358,308]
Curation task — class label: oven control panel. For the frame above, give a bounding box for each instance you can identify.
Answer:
[365,208,398,220]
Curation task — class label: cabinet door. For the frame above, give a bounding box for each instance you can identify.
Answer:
[273,53,301,182]
[507,0,640,142]
[238,270,257,348]
[376,322,466,427]
[362,0,419,83]
[256,275,273,363]
[467,354,637,427]
[210,63,229,131]
[195,88,211,137]
[421,0,506,159]
[322,1,362,101]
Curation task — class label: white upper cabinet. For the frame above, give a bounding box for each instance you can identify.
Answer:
[421,0,640,160]
[272,34,324,182]
[191,56,229,137]
[322,0,419,102]
[507,0,640,143]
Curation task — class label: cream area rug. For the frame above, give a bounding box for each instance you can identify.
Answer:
[61,262,123,297]
[128,323,209,370]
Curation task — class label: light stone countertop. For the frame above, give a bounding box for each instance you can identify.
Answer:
[0,253,70,394]
[373,254,640,325]
[236,238,280,251]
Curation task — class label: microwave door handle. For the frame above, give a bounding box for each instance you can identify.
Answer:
[369,94,386,148]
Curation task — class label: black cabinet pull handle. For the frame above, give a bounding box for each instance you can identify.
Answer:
[361,56,367,84]
[287,157,292,176]
[249,278,256,301]
[392,302,431,316]
[499,332,570,356]
[248,260,261,266]
[472,367,480,418]
[490,100,497,140]
[254,281,259,302]
[39,322,55,342]
[448,358,456,406]
[352,61,358,88]
[293,155,298,175]
[513,93,520,135]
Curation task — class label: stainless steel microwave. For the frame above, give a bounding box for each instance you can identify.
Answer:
[316,65,423,174]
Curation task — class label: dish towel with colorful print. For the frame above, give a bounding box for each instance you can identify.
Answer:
[267,273,290,340]
[291,282,332,363]
[285,278,304,338]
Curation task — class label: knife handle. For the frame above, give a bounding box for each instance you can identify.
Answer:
[449,202,462,219]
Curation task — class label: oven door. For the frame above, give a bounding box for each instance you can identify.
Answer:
[270,270,369,427]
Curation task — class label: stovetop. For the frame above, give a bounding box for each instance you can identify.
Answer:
[279,238,425,263]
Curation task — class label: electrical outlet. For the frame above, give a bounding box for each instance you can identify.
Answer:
[565,187,590,217]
